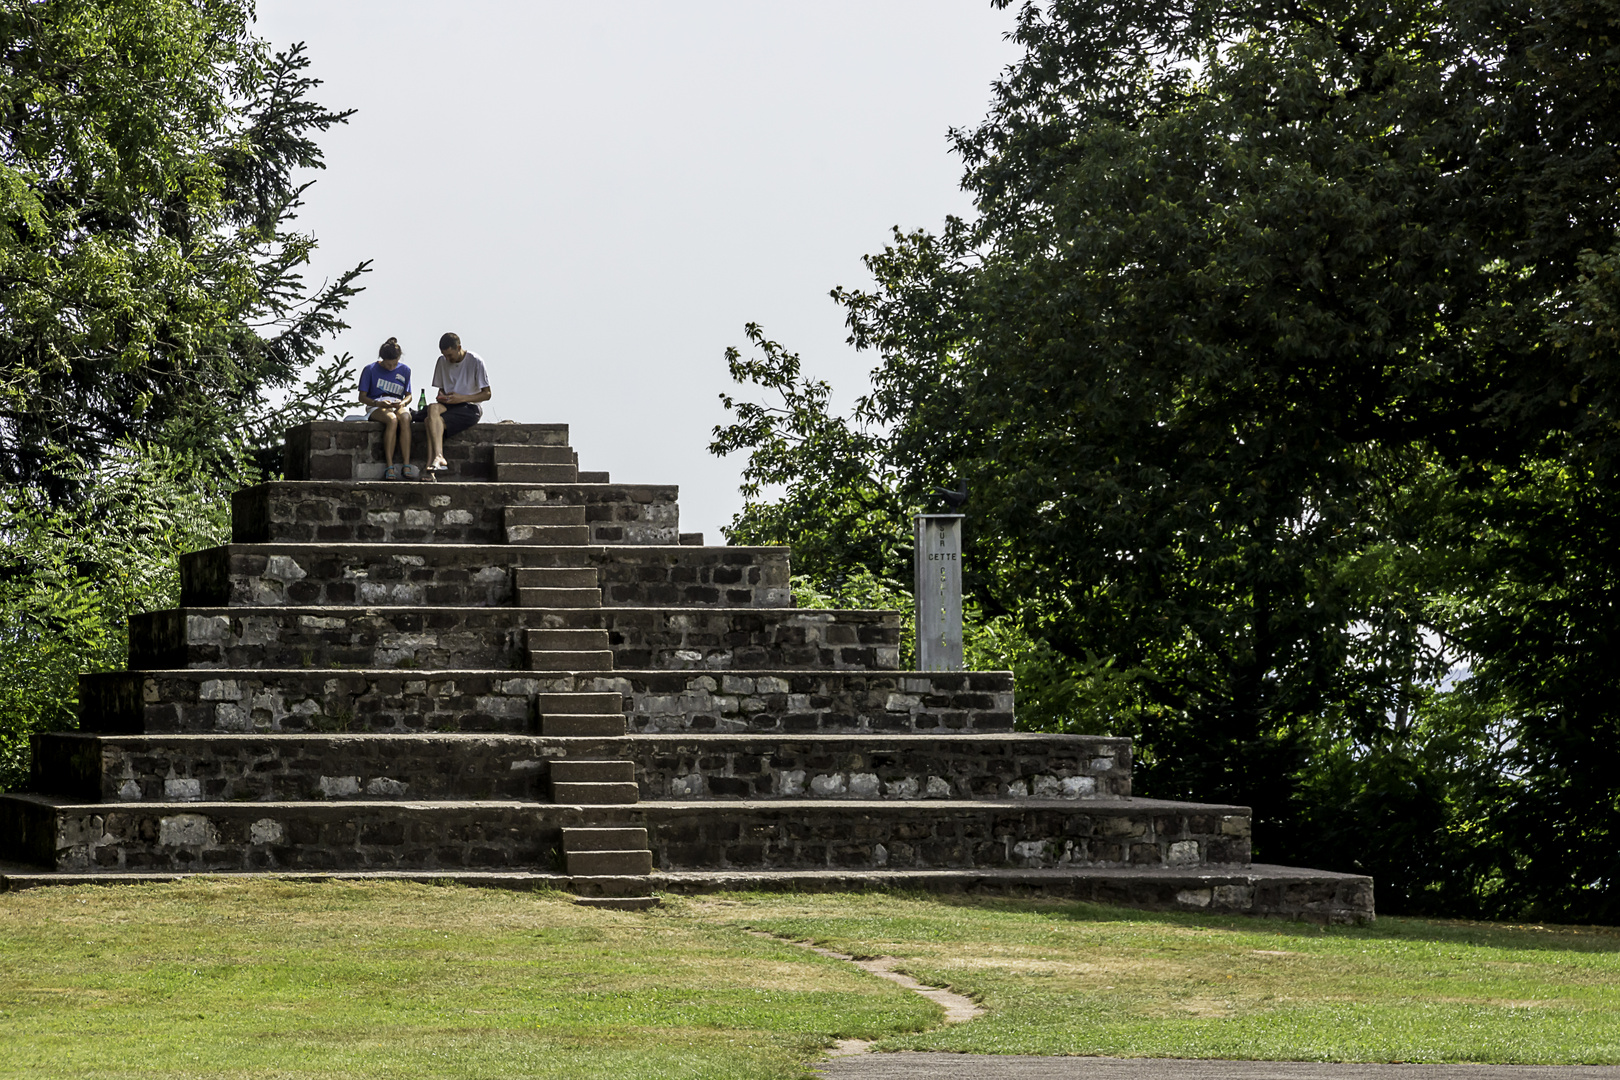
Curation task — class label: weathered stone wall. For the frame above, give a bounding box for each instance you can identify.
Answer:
[1,797,577,872]
[626,733,1130,800]
[530,670,1012,733]
[592,547,790,608]
[179,543,791,608]
[79,669,1014,737]
[33,730,1129,804]
[129,608,532,670]
[283,421,569,482]
[639,799,1251,872]
[232,482,679,546]
[80,670,543,735]
[534,610,900,671]
[4,795,1247,874]
[128,606,894,671]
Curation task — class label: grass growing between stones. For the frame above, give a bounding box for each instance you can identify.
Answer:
[0,879,935,1080]
[703,892,1620,1064]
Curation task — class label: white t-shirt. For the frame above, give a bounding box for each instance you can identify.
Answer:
[432,350,490,398]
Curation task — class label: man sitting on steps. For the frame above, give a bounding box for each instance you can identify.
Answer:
[422,331,492,474]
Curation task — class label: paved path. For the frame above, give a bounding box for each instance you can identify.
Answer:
[818,1055,1620,1079]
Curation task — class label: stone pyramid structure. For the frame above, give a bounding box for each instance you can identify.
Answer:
[1,422,1372,920]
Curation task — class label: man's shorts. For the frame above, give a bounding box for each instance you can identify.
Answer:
[418,402,481,438]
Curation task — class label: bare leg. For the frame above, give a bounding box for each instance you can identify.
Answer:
[427,403,447,468]
[380,411,399,465]
[395,403,413,463]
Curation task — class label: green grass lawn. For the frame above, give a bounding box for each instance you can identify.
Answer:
[710,892,1620,1065]
[2,880,1619,1079]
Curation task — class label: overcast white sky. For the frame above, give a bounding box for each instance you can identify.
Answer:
[254,2,1022,540]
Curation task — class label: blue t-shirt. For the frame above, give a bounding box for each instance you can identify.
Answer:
[359,360,411,404]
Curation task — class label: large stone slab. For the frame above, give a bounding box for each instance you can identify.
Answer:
[282,421,570,482]
[32,731,1130,804]
[180,543,791,608]
[232,481,679,545]
[76,669,1010,736]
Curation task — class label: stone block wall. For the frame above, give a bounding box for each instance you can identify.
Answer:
[80,670,547,736]
[34,731,1129,805]
[626,733,1130,801]
[533,609,901,671]
[283,421,570,482]
[638,799,1251,872]
[232,482,679,546]
[593,547,790,608]
[528,670,1014,733]
[78,669,1015,737]
[179,544,792,609]
[128,607,899,672]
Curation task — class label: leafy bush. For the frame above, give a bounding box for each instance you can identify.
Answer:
[0,446,245,790]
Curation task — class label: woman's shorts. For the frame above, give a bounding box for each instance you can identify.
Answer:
[419,402,482,437]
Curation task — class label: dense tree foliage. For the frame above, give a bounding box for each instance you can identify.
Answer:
[714,0,1620,920]
[0,1,362,787]
[0,0,366,498]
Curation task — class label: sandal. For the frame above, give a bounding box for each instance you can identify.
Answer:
[430,455,448,471]
[382,465,400,481]
[402,464,421,480]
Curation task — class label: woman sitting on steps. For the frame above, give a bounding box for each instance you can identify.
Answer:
[357,337,419,480]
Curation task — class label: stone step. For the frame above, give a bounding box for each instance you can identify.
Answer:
[569,875,655,898]
[551,781,639,805]
[517,586,601,607]
[565,849,653,875]
[551,761,637,784]
[177,544,786,610]
[529,650,615,672]
[493,445,575,466]
[539,715,628,737]
[652,866,1372,924]
[505,525,591,546]
[538,692,624,715]
[0,795,1253,874]
[679,533,704,546]
[505,505,588,526]
[284,421,570,483]
[573,896,659,910]
[577,472,610,484]
[514,567,599,590]
[31,732,1130,805]
[78,670,1010,737]
[563,827,649,852]
[0,864,1370,923]
[528,628,611,651]
[497,462,580,484]
[129,605,898,671]
[234,481,679,546]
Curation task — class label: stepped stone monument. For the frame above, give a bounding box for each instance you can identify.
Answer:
[0,422,1373,920]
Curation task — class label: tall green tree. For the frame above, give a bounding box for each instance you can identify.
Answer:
[0,0,367,499]
[714,0,1620,919]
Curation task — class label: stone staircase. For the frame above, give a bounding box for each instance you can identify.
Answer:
[0,421,1374,922]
